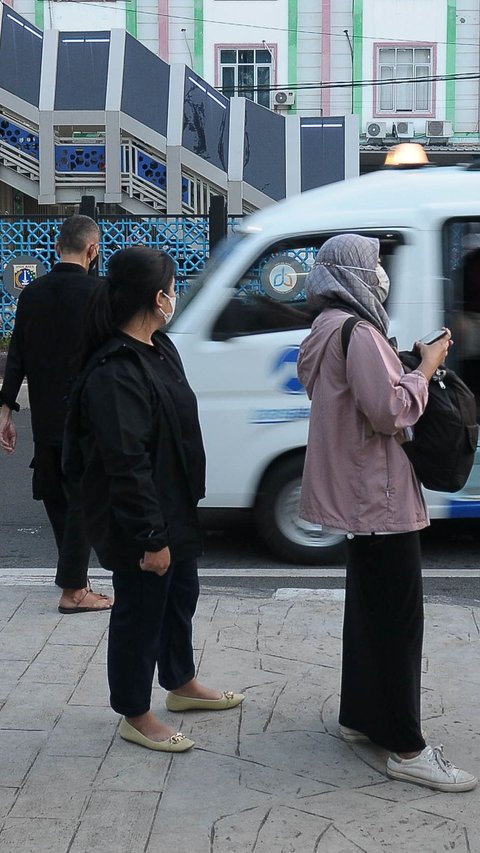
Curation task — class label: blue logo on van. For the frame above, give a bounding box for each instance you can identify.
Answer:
[272,347,305,395]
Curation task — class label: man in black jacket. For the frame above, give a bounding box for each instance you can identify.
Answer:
[0,215,113,614]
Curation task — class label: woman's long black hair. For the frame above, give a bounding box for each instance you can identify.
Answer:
[81,247,176,366]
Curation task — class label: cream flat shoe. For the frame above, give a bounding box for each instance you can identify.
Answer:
[119,718,194,752]
[165,690,245,712]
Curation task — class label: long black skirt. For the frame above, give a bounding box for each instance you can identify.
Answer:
[339,531,426,754]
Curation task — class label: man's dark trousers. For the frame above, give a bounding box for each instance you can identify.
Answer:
[33,443,91,589]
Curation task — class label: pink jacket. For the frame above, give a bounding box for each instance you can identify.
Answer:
[298,309,429,534]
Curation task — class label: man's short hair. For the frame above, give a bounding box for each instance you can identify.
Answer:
[57,215,100,254]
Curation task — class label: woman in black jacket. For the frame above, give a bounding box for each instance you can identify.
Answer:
[64,247,244,752]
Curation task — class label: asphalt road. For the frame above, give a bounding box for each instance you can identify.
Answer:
[1,409,479,603]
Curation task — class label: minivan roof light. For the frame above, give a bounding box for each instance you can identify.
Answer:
[383,143,433,169]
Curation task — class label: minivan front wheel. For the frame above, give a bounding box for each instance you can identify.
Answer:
[254,455,345,565]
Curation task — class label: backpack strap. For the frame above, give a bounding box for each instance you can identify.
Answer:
[338,314,399,443]
[340,316,361,358]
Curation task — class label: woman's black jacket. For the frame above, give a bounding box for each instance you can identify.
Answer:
[63,334,206,573]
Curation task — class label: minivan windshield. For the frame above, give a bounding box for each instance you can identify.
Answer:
[170,232,247,327]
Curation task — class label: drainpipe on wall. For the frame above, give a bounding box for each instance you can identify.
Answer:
[344,29,354,114]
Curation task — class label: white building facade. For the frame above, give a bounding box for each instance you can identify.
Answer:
[6,0,480,142]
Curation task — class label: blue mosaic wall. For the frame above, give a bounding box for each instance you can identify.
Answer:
[0,216,211,334]
[0,118,39,159]
[55,145,106,173]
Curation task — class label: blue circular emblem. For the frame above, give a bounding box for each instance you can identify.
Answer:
[261,256,306,302]
[272,347,305,395]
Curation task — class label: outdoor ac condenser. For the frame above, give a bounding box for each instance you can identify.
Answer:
[425,120,453,139]
[395,120,414,138]
[273,90,295,107]
[366,121,388,140]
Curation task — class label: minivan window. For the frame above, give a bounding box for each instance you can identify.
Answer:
[211,231,404,341]
[170,232,247,327]
[443,217,480,416]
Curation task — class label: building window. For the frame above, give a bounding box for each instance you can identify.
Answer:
[219,48,272,109]
[376,45,433,114]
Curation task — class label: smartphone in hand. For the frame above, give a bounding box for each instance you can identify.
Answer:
[419,329,448,345]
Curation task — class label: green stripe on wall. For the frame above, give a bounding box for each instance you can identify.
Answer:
[126,0,137,38]
[352,0,363,118]
[35,0,44,31]
[288,0,298,114]
[446,0,456,125]
[194,0,204,76]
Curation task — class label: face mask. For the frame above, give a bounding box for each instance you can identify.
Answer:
[159,293,177,325]
[372,263,390,303]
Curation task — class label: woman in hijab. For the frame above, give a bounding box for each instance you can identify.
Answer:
[298,233,476,792]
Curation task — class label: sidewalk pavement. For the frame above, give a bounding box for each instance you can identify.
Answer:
[0,581,479,853]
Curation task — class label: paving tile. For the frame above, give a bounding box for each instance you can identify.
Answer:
[238,729,385,789]
[68,665,109,707]
[49,616,109,648]
[0,590,29,621]
[0,730,46,787]
[0,682,72,730]
[0,660,29,703]
[147,822,213,853]
[70,791,159,853]
[16,592,63,619]
[45,706,118,757]
[211,805,334,853]
[425,602,480,639]
[0,625,52,662]
[426,640,480,688]
[421,683,448,722]
[94,733,177,793]
[89,637,107,666]
[21,643,94,686]
[0,817,75,853]
[10,755,101,819]
[149,750,271,849]
[0,787,18,819]
[304,792,473,853]
[190,593,222,647]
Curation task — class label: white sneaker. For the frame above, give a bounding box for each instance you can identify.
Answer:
[340,725,369,743]
[387,744,477,792]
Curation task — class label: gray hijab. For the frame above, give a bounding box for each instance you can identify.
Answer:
[305,233,389,337]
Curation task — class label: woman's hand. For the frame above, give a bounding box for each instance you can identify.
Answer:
[140,546,171,576]
[415,329,452,381]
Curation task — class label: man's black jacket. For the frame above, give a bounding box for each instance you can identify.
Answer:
[63,333,206,572]
[0,263,98,444]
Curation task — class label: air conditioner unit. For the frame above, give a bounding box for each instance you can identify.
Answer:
[426,120,453,139]
[273,90,295,108]
[395,120,414,139]
[366,121,388,140]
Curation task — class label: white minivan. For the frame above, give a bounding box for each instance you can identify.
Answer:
[169,163,480,564]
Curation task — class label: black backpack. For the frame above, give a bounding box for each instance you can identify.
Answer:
[341,316,479,493]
